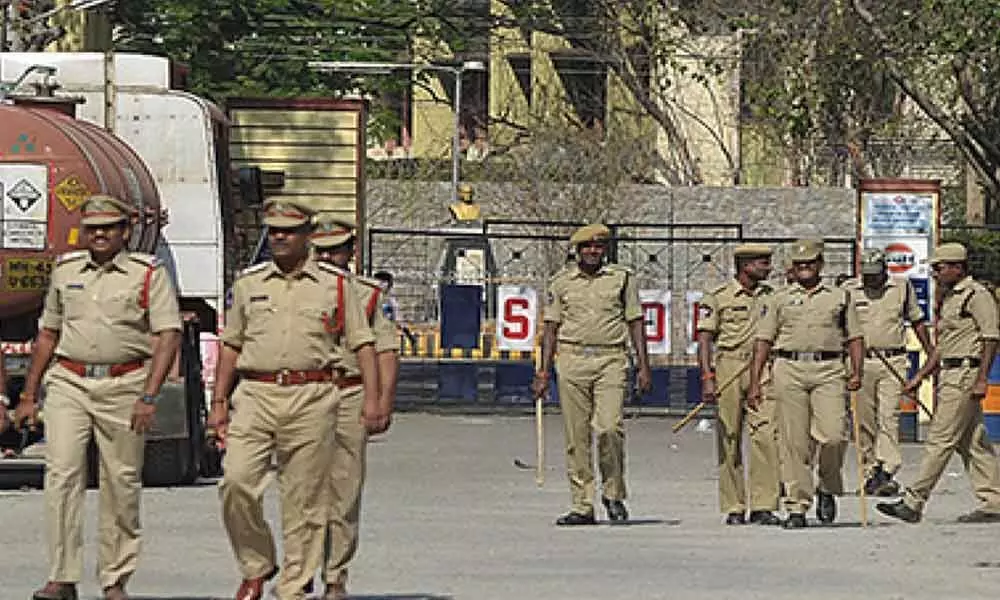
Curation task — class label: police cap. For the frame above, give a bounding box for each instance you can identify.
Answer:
[929,242,967,265]
[262,200,314,228]
[789,238,823,262]
[80,194,134,226]
[569,223,611,245]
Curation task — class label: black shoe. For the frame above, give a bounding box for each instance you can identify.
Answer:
[876,499,921,523]
[725,512,746,525]
[783,513,807,529]
[863,467,887,496]
[816,492,837,524]
[749,510,782,526]
[873,475,900,497]
[602,497,629,523]
[302,578,314,595]
[556,511,597,526]
[956,509,1000,524]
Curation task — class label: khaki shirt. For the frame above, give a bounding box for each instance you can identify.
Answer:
[41,250,181,363]
[697,280,773,352]
[221,259,374,371]
[843,276,924,350]
[544,263,641,346]
[756,282,862,352]
[936,276,1000,358]
[338,275,399,377]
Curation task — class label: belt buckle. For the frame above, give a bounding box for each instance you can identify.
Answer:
[85,364,111,378]
[582,346,596,357]
[799,353,814,362]
[276,369,291,386]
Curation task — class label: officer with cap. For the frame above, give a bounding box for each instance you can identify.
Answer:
[16,194,182,600]
[878,242,1000,523]
[842,249,932,497]
[533,223,652,525]
[697,244,782,525]
[748,239,864,528]
[306,213,399,600]
[208,200,381,600]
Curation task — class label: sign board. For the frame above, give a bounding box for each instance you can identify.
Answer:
[685,290,704,355]
[640,289,671,355]
[495,285,537,352]
[0,163,49,250]
[859,180,939,323]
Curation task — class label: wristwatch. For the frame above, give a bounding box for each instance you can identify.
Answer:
[141,393,158,406]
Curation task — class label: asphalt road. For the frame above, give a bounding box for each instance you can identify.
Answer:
[2,413,1000,599]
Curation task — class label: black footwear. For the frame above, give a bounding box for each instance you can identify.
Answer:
[783,513,807,529]
[956,509,1000,524]
[873,478,900,497]
[875,500,921,523]
[556,511,597,526]
[864,466,888,496]
[749,510,782,526]
[602,497,629,523]
[725,512,746,525]
[302,578,314,595]
[33,582,78,600]
[816,492,837,524]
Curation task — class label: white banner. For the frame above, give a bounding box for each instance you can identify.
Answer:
[686,290,704,355]
[640,289,670,355]
[496,285,537,351]
[862,192,934,235]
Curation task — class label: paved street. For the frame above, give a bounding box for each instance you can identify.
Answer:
[3,412,1000,599]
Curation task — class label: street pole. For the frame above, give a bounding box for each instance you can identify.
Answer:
[1,0,10,53]
[451,66,463,207]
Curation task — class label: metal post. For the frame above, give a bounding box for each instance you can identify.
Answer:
[451,66,463,207]
[1,1,9,53]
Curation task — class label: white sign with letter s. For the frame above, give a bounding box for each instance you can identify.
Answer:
[496,285,538,351]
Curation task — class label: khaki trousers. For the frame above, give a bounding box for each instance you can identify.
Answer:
[858,355,907,477]
[715,353,780,514]
[43,362,146,590]
[219,380,338,600]
[556,348,627,515]
[903,366,1000,514]
[323,383,367,587]
[773,358,846,515]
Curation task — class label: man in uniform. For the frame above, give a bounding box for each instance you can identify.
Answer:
[697,244,782,526]
[207,200,381,600]
[748,239,864,528]
[15,194,181,600]
[842,249,932,497]
[531,223,652,525]
[877,242,1000,523]
[307,214,399,600]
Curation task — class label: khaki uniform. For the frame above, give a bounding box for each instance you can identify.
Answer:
[40,249,180,589]
[756,283,862,515]
[544,263,642,515]
[902,276,1000,513]
[843,277,923,477]
[219,259,374,599]
[698,280,780,514]
[323,274,398,588]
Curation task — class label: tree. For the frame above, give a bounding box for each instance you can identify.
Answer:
[849,0,1000,221]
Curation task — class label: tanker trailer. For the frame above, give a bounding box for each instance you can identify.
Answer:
[0,81,214,487]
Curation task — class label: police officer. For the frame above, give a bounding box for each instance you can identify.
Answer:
[532,223,652,525]
[748,239,864,528]
[308,214,399,600]
[877,243,1000,523]
[208,200,381,600]
[15,194,181,600]
[697,244,782,525]
[842,249,931,497]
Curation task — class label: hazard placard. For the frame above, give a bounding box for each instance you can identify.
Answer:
[54,175,90,212]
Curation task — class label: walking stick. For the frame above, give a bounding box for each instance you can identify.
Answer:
[872,349,933,419]
[672,361,751,434]
[534,349,545,487]
[850,389,868,528]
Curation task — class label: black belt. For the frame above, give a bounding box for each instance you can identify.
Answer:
[941,357,982,369]
[774,350,843,362]
[867,348,907,359]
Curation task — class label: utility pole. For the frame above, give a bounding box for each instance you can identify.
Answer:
[1,0,11,52]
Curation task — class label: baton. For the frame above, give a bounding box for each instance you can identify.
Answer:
[672,361,751,434]
[850,391,868,527]
[871,349,933,419]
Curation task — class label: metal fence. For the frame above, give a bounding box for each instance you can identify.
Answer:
[365,219,858,409]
